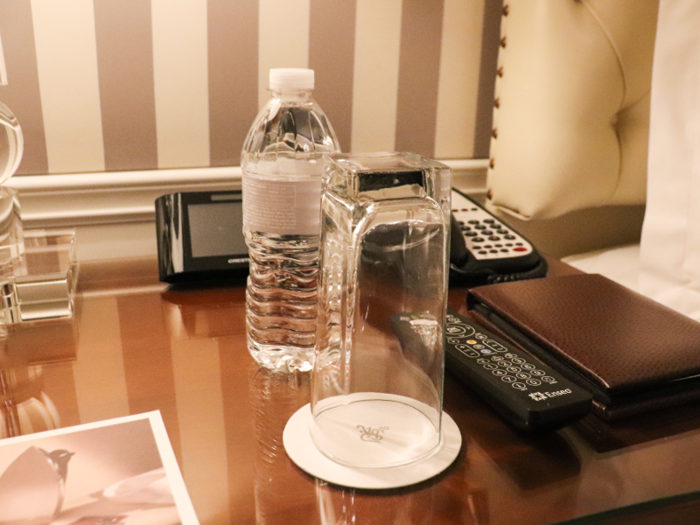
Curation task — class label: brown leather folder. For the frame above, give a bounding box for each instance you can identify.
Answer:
[467,273,700,420]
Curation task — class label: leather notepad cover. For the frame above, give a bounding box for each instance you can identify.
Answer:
[466,273,700,420]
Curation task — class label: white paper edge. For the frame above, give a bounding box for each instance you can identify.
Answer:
[147,411,200,524]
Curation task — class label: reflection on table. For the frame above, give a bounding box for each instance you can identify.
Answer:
[0,257,697,524]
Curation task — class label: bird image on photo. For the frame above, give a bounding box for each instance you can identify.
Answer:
[0,446,75,524]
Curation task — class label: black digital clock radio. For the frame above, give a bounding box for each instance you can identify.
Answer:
[155,191,249,283]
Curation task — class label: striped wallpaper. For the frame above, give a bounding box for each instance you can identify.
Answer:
[0,0,499,176]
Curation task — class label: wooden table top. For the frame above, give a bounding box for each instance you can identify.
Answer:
[3,256,700,525]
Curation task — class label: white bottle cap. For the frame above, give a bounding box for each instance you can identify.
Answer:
[269,68,314,90]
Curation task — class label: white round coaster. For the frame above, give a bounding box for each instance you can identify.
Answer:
[283,403,462,489]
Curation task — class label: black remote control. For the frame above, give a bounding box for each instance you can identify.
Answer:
[444,308,592,432]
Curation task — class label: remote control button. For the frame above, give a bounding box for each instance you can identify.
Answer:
[505,353,517,359]
[516,372,531,380]
[483,363,499,370]
[504,235,516,240]
[507,366,521,374]
[483,218,495,224]
[514,247,528,252]
[542,376,558,384]
[526,379,542,386]
[492,369,507,377]
[501,376,516,383]
[475,334,487,340]
[498,361,512,367]
[485,340,508,352]
[447,338,463,345]
[446,325,468,336]
[511,357,526,364]
[455,344,479,356]
[476,358,490,365]
[473,237,484,243]
[521,363,535,370]
[512,382,527,391]
[491,356,504,362]
[531,369,545,376]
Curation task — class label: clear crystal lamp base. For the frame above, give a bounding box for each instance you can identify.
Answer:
[0,188,78,331]
[0,45,77,333]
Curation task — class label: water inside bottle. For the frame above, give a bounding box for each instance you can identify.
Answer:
[241,77,340,373]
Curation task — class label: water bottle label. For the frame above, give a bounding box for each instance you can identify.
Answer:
[242,174,322,235]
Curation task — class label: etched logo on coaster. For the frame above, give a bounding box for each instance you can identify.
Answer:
[357,425,389,442]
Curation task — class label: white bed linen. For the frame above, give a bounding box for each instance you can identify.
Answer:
[563,244,641,292]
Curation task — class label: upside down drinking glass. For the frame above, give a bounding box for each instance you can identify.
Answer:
[311,152,451,469]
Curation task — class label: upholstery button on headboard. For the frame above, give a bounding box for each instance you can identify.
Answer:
[487,0,659,220]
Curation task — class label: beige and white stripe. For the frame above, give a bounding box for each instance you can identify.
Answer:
[0,1,48,175]
[395,0,445,155]
[32,0,104,174]
[351,0,402,153]
[310,0,356,151]
[436,0,485,158]
[258,0,311,108]
[94,0,159,172]
[0,0,495,176]
[152,0,210,169]
[207,0,258,168]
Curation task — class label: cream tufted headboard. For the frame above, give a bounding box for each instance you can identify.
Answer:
[486,0,659,221]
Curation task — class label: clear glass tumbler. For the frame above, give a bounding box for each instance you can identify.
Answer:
[311,152,451,469]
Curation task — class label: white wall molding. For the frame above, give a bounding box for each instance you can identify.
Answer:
[7,166,243,227]
[6,159,487,261]
[7,160,487,228]
[448,158,489,194]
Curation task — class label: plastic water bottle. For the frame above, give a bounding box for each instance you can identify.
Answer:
[241,68,340,373]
